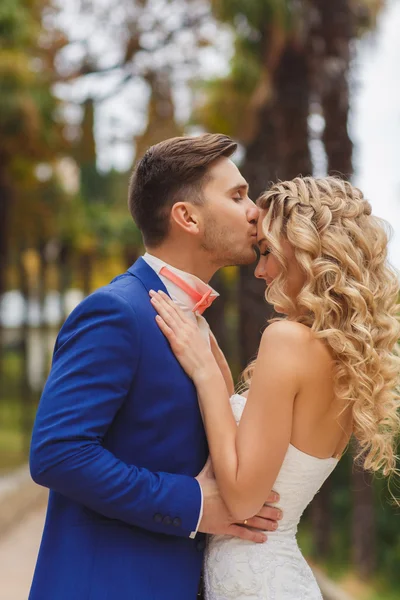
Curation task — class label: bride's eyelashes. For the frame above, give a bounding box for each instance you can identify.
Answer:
[261,249,271,257]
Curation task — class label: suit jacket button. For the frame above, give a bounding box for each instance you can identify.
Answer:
[196,539,206,552]
[163,515,172,526]
[173,517,181,527]
[153,513,163,523]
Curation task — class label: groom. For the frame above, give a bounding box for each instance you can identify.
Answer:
[29,133,281,600]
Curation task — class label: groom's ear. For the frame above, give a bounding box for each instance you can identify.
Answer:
[170,202,201,236]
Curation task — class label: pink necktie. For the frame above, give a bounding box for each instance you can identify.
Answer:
[159,267,217,315]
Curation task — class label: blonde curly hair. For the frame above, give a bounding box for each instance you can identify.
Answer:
[243,176,400,477]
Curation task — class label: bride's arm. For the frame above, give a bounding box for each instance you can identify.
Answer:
[194,323,301,520]
[150,291,303,521]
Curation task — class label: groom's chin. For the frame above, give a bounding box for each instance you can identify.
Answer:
[219,247,258,269]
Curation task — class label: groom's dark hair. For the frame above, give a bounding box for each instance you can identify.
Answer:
[128,133,237,247]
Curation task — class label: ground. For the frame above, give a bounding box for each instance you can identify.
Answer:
[0,505,45,600]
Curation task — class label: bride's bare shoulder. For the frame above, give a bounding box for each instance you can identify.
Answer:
[261,321,331,365]
[261,320,313,345]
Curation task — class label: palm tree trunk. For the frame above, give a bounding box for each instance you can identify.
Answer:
[308,0,355,559]
[309,0,355,178]
[351,459,376,577]
[275,42,313,179]
[239,102,280,368]
[310,479,332,558]
[0,160,12,378]
[239,41,312,368]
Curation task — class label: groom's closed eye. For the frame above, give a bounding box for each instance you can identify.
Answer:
[227,183,249,200]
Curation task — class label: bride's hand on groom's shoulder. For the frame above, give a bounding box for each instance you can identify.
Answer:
[150,290,218,380]
[196,458,282,543]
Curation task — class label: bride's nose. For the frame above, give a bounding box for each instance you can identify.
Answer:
[254,260,265,280]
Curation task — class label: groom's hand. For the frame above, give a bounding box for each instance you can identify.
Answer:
[196,458,281,543]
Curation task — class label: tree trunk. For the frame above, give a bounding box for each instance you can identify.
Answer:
[81,253,93,297]
[123,246,139,270]
[58,243,71,324]
[18,245,32,456]
[275,42,313,179]
[37,242,50,388]
[239,41,312,368]
[239,103,280,368]
[351,459,376,577]
[0,160,12,378]
[308,0,355,557]
[0,161,11,299]
[310,479,333,558]
[309,0,355,178]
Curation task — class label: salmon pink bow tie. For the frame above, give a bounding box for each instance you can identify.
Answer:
[159,266,216,315]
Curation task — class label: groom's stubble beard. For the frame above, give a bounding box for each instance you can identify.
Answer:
[200,213,257,269]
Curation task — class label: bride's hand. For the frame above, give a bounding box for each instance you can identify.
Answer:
[150,290,217,381]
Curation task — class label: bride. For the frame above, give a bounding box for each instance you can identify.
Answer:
[150,176,400,600]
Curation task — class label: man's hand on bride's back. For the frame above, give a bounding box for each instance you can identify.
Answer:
[196,458,281,544]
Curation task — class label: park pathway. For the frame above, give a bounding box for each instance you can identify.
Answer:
[0,505,45,600]
[0,502,353,600]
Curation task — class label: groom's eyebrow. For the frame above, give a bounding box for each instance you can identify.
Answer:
[227,183,249,194]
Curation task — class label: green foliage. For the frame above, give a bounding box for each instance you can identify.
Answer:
[193,34,263,137]
[194,78,252,137]
[211,0,293,30]
[63,167,141,260]
[196,0,300,140]
[368,590,400,600]
[0,0,35,48]
[299,451,400,588]
[373,474,400,583]
[0,0,61,159]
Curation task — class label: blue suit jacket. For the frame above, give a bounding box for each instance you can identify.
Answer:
[29,258,208,600]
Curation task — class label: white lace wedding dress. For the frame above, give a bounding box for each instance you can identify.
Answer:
[204,394,339,600]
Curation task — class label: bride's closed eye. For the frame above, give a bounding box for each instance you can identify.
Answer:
[260,249,271,257]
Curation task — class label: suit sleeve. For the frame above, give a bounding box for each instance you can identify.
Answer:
[29,289,201,538]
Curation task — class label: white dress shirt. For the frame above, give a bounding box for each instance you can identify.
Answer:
[142,252,219,538]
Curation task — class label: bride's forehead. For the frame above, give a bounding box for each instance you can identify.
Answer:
[256,213,272,235]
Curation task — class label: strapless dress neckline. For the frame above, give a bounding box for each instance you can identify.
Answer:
[204,393,340,599]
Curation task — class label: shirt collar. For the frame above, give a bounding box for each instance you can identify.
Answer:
[142,252,219,313]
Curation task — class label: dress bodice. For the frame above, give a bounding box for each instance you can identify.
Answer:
[204,394,339,600]
[229,393,338,537]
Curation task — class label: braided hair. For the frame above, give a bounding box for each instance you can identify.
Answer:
[243,176,400,477]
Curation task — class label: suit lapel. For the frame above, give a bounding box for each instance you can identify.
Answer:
[127,257,171,298]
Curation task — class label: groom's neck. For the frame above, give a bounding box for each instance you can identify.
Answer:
[145,243,217,283]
